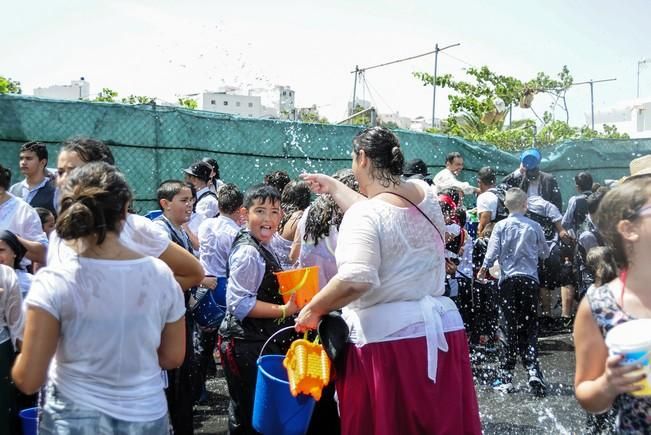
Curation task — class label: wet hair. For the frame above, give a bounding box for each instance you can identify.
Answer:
[446,152,463,165]
[477,166,496,186]
[157,180,194,208]
[586,246,618,287]
[202,157,221,181]
[504,187,527,212]
[0,165,11,190]
[218,183,243,215]
[244,184,281,209]
[279,181,311,234]
[61,137,115,165]
[587,186,610,215]
[0,230,26,270]
[575,171,593,192]
[353,126,404,187]
[20,141,48,162]
[35,207,54,226]
[56,162,132,244]
[593,175,651,267]
[303,169,358,246]
[263,171,291,193]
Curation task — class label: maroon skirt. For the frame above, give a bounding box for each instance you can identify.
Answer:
[336,330,482,435]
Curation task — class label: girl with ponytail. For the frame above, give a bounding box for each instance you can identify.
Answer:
[13,162,186,434]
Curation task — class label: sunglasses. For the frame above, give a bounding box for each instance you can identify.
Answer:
[628,204,651,221]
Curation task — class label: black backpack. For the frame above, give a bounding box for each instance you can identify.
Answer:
[194,190,220,218]
[487,185,509,222]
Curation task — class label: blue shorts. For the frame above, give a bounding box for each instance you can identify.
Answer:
[40,383,169,435]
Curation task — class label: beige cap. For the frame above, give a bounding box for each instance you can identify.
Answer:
[629,154,651,178]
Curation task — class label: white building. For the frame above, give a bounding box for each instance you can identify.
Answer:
[379,112,412,129]
[33,77,90,100]
[591,98,651,138]
[409,116,432,132]
[197,89,262,118]
[251,85,295,119]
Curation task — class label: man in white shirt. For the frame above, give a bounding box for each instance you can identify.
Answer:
[475,166,501,235]
[9,141,57,215]
[433,152,478,196]
[184,161,219,235]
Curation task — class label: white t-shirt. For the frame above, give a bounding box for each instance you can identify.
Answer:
[0,193,48,245]
[26,256,185,422]
[188,187,219,234]
[47,214,170,267]
[296,206,340,290]
[476,190,498,221]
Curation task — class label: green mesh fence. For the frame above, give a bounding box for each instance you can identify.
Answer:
[1,94,650,213]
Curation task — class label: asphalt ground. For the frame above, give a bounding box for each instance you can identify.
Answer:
[193,331,585,434]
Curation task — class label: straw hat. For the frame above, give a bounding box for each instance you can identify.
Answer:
[629,154,651,178]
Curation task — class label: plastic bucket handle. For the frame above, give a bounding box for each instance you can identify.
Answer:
[258,325,296,359]
[278,269,311,296]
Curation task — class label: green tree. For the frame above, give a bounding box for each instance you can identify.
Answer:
[298,111,329,124]
[178,98,198,110]
[0,76,22,94]
[121,95,154,104]
[350,104,371,126]
[414,65,627,150]
[94,88,118,102]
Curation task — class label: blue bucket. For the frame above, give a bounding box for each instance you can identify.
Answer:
[253,355,315,435]
[191,278,227,329]
[19,407,38,435]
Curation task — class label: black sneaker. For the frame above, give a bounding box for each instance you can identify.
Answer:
[528,368,547,397]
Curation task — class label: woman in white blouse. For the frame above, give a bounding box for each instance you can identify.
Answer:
[296,127,481,434]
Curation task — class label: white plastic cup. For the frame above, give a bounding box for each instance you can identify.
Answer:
[605,319,651,397]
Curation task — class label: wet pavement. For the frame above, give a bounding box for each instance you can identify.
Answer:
[194,331,584,434]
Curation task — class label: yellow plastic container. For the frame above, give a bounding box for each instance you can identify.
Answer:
[274,266,320,309]
[283,337,331,401]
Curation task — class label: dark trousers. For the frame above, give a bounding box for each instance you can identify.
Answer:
[455,277,474,336]
[218,337,264,435]
[498,276,541,373]
[165,314,195,435]
[471,280,499,344]
[191,325,217,403]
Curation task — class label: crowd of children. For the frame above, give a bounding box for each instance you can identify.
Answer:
[0,133,648,433]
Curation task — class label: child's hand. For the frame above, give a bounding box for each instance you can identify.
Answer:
[600,354,646,397]
[283,294,300,317]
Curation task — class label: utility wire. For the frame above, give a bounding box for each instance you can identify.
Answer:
[351,48,439,73]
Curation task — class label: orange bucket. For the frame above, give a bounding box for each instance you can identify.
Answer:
[274,266,319,309]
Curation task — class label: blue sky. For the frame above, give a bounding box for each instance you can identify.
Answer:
[2,0,650,126]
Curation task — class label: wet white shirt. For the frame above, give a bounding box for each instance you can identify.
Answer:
[198,215,241,277]
[47,214,170,267]
[296,206,340,290]
[0,265,24,347]
[433,168,475,195]
[0,193,48,246]
[188,187,219,234]
[26,256,185,422]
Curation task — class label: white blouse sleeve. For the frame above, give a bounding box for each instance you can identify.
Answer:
[335,203,381,288]
[0,266,24,346]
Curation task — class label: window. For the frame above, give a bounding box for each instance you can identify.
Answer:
[282,91,287,96]
[223,101,228,106]
[236,101,241,107]
[248,102,253,108]
[211,99,216,105]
